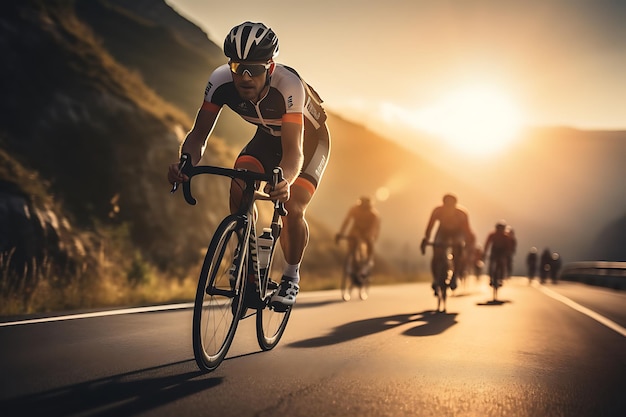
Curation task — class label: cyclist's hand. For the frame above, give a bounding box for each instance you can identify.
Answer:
[420,238,427,255]
[266,179,290,203]
[167,162,188,185]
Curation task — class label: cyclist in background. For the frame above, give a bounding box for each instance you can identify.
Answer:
[167,22,331,310]
[526,247,538,282]
[540,248,552,283]
[505,226,517,278]
[483,220,511,286]
[420,193,476,292]
[335,196,381,276]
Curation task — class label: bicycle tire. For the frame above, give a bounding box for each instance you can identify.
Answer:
[256,246,291,350]
[433,251,449,311]
[192,216,246,371]
[490,260,503,301]
[340,256,352,301]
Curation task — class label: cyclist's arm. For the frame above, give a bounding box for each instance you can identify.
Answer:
[268,113,303,203]
[181,103,221,165]
[423,208,439,241]
[278,114,304,184]
[168,103,221,185]
[337,207,355,237]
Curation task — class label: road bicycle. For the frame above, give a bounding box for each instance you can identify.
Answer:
[337,236,371,301]
[172,153,291,372]
[423,241,460,313]
[487,255,507,302]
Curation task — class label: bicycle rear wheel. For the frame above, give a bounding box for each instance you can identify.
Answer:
[192,216,246,371]
[256,246,291,350]
[358,275,370,300]
[340,257,352,301]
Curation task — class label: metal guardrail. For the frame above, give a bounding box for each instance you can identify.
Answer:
[560,261,626,290]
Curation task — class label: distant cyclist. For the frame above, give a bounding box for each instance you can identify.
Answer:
[526,247,538,282]
[483,220,511,286]
[550,252,562,284]
[505,226,517,277]
[167,22,331,310]
[539,248,552,283]
[420,193,475,291]
[336,196,381,276]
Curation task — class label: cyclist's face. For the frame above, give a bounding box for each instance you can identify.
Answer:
[231,62,269,102]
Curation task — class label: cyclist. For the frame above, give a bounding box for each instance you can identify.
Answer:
[483,220,511,287]
[505,226,517,278]
[167,22,331,310]
[335,196,381,276]
[526,247,538,282]
[540,248,552,283]
[420,193,475,292]
[550,252,562,284]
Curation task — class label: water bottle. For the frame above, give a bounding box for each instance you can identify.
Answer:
[257,228,274,272]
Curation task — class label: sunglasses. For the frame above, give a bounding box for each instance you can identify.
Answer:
[229,61,271,77]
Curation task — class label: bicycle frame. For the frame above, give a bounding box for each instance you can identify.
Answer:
[178,155,287,303]
[177,153,292,371]
[425,241,463,313]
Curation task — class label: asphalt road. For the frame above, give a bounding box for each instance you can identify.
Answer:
[1,277,624,417]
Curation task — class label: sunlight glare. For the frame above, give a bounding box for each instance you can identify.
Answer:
[415,86,524,156]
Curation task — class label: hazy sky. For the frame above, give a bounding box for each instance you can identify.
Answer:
[165,0,626,136]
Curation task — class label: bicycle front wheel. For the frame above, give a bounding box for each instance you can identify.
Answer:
[192,216,245,371]
[340,258,352,301]
[256,246,291,350]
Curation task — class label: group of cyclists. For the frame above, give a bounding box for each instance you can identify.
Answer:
[527,247,562,284]
[167,21,528,311]
[419,194,517,296]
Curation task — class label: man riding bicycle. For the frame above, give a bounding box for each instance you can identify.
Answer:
[420,193,475,292]
[167,22,331,310]
[335,196,381,276]
[483,220,512,286]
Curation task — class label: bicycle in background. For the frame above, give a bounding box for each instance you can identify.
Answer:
[337,235,371,301]
[172,153,291,372]
[423,241,459,313]
[487,255,507,302]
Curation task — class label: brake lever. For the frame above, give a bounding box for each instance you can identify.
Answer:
[170,154,190,194]
[272,168,288,217]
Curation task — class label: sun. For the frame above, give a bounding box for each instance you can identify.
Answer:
[414,85,524,156]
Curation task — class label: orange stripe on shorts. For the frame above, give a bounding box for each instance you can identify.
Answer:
[235,155,264,173]
[293,177,316,196]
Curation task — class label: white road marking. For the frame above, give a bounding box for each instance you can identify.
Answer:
[537,284,626,337]
[0,303,194,327]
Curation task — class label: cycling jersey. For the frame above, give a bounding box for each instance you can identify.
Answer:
[203,64,330,192]
[485,232,509,258]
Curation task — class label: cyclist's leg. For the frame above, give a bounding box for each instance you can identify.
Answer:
[346,234,358,275]
[450,244,464,290]
[272,125,330,308]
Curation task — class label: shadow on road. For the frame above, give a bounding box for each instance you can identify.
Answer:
[1,359,220,417]
[288,310,458,348]
[476,299,512,306]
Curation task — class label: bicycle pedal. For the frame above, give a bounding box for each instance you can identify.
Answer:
[270,301,290,313]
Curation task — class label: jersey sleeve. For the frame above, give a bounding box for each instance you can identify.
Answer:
[273,66,306,115]
[203,64,232,106]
